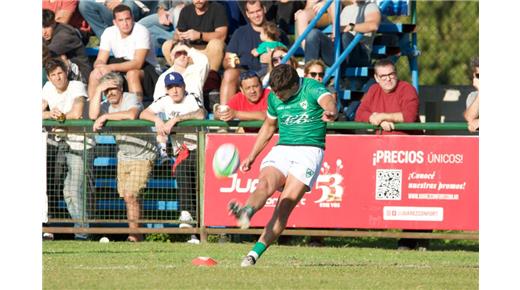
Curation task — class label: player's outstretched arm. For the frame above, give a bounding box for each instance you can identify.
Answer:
[318,93,338,122]
[240,117,277,172]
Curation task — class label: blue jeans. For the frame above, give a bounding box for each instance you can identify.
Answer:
[138,13,174,48]
[63,150,94,240]
[304,29,371,68]
[78,0,150,37]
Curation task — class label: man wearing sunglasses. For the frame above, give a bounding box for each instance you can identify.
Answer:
[355,59,419,134]
[228,64,337,267]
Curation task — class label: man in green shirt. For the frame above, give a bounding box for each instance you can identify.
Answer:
[229,64,337,267]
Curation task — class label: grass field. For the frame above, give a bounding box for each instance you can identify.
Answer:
[43,237,478,289]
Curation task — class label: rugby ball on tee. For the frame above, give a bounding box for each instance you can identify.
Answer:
[212,143,240,178]
[191,256,218,266]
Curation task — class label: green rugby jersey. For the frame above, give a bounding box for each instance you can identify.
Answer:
[267,78,332,148]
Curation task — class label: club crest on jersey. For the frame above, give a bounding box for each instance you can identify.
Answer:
[299,100,308,110]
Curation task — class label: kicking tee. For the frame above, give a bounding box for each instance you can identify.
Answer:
[267,78,331,149]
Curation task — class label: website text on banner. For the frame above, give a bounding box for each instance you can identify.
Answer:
[204,134,478,231]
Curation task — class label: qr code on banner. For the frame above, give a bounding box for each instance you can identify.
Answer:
[375,169,402,200]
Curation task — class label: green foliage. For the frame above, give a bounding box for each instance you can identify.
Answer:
[43,241,478,289]
[416,1,479,85]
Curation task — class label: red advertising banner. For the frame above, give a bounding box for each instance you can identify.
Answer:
[204,134,478,230]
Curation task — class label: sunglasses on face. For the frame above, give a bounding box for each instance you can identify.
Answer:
[173,50,188,59]
[309,72,324,78]
[474,73,479,79]
[272,55,286,65]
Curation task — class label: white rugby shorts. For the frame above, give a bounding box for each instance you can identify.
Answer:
[260,145,324,188]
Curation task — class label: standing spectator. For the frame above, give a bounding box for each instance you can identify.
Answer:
[43,9,92,83]
[464,57,479,133]
[138,0,190,48]
[214,71,269,122]
[89,72,157,242]
[42,58,95,241]
[154,41,209,104]
[355,59,419,134]
[78,0,157,38]
[304,0,381,68]
[42,0,91,42]
[140,72,205,244]
[162,0,227,73]
[220,0,271,105]
[88,4,161,103]
[355,59,428,250]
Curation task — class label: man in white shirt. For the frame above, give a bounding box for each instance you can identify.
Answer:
[88,4,160,103]
[42,58,94,240]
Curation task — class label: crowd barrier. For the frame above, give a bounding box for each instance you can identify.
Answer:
[42,120,478,241]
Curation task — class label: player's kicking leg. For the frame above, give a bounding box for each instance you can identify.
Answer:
[228,167,285,229]
[241,174,309,267]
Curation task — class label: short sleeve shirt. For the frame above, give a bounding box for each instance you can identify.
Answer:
[267,78,331,148]
[227,88,269,112]
[176,2,228,45]
[227,24,262,72]
[99,23,158,67]
[42,80,86,113]
[339,2,379,52]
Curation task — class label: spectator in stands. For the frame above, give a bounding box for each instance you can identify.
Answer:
[304,59,326,83]
[88,4,161,103]
[355,59,427,250]
[42,0,91,43]
[43,9,92,83]
[42,58,95,241]
[237,0,305,36]
[214,71,269,122]
[138,1,190,48]
[140,72,205,244]
[355,59,419,134]
[464,57,479,133]
[89,72,157,242]
[295,0,336,49]
[162,0,227,73]
[220,0,271,105]
[251,21,286,59]
[304,0,381,68]
[154,41,209,105]
[262,46,304,85]
[78,0,157,38]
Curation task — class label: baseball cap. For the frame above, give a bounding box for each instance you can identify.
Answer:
[164,71,185,87]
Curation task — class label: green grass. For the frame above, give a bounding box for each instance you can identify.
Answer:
[43,238,478,289]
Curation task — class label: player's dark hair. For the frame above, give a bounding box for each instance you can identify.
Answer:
[45,58,67,76]
[262,21,280,41]
[269,64,299,93]
[42,9,56,28]
[112,4,133,19]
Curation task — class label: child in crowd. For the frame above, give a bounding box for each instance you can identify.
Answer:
[250,22,286,58]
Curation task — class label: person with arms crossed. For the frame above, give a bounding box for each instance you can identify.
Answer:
[89,72,157,242]
[228,64,337,267]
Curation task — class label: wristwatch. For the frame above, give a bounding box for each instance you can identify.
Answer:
[348,23,356,32]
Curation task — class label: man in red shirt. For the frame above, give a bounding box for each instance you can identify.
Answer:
[214,71,268,122]
[355,59,419,134]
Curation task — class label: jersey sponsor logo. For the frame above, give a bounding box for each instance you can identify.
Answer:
[280,113,311,125]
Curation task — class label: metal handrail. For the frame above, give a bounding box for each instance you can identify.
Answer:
[42,119,471,131]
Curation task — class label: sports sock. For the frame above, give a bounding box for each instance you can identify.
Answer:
[247,241,267,260]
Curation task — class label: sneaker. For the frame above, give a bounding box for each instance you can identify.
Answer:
[227,200,252,229]
[179,210,193,228]
[42,232,54,241]
[187,235,200,244]
[240,255,256,267]
[228,200,242,217]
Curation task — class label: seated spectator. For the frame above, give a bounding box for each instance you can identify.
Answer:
[464,56,479,133]
[154,41,209,105]
[295,0,336,49]
[304,59,326,83]
[78,0,157,38]
[138,0,189,48]
[251,21,287,74]
[262,46,304,86]
[87,4,161,103]
[162,0,227,74]
[42,0,91,43]
[355,59,419,134]
[214,71,269,122]
[237,0,305,36]
[220,0,272,105]
[42,58,95,241]
[140,72,205,244]
[304,0,381,68]
[43,9,92,83]
[89,72,157,242]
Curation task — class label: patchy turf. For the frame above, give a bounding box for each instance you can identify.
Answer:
[43,240,478,289]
